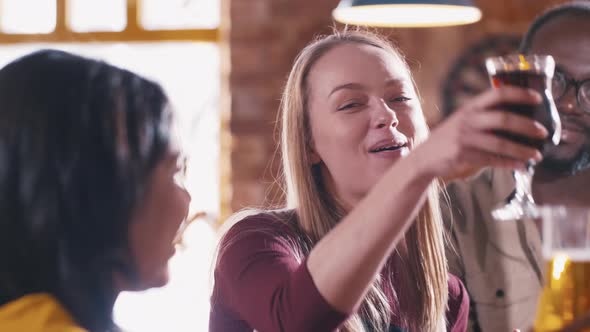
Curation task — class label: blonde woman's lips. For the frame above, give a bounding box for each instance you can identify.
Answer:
[370,145,409,159]
[368,139,408,153]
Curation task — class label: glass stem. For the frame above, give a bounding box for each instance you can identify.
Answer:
[514,161,535,203]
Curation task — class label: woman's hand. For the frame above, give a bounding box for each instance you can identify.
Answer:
[416,86,548,181]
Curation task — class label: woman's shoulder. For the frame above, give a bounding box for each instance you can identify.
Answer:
[0,293,87,332]
[214,208,308,279]
[221,208,299,240]
[216,208,307,257]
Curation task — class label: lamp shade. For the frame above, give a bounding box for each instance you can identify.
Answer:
[333,0,482,28]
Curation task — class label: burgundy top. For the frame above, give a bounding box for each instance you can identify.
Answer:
[209,210,469,332]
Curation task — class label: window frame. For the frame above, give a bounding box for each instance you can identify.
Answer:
[0,0,219,43]
[0,0,230,222]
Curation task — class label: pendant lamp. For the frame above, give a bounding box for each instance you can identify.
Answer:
[333,0,482,28]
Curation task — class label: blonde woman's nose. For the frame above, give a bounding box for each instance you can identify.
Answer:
[374,102,398,129]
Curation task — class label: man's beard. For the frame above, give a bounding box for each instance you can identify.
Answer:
[543,114,590,175]
[541,147,590,175]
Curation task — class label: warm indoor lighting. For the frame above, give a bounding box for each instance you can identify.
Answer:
[333,0,482,28]
[551,253,569,281]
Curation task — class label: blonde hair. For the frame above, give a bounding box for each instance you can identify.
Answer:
[280,28,448,332]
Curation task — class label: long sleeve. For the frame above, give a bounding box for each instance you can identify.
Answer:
[209,213,348,332]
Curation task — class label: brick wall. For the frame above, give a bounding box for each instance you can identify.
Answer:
[227,0,339,212]
[227,0,567,212]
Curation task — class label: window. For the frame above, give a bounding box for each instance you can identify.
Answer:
[0,1,222,331]
[69,0,127,32]
[0,0,56,33]
[141,0,220,30]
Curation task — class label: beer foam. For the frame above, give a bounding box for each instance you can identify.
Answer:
[544,249,590,262]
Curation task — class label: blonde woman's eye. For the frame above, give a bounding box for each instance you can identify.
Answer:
[338,102,363,111]
[390,96,411,103]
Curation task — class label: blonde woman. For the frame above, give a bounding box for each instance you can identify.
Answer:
[210,30,547,332]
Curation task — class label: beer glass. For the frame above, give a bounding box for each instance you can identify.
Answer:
[485,54,562,221]
[534,206,590,332]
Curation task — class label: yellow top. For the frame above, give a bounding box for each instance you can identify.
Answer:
[0,293,87,332]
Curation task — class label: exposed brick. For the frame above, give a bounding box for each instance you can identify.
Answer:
[230,85,281,123]
[231,145,268,179]
[230,0,272,24]
[230,41,295,76]
[228,0,564,211]
[230,179,267,211]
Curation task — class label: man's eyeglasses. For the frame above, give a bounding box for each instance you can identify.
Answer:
[552,70,590,114]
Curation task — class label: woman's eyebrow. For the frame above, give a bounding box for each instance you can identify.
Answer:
[384,78,404,88]
[329,82,365,97]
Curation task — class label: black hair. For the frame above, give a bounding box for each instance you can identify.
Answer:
[520,1,590,52]
[0,49,171,331]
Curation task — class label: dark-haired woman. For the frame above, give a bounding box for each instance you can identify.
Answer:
[0,49,190,332]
